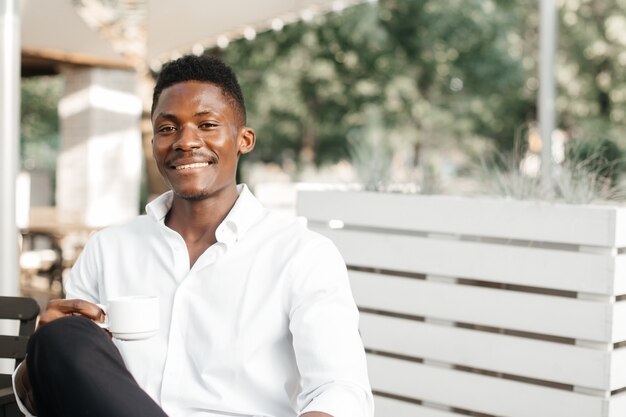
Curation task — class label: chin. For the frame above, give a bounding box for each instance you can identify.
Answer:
[173,189,212,201]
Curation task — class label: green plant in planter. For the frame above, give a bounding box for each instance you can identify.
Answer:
[565,138,624,186]
[418,161,443,195]
[347,106,394,192]
[478,136,626,204]
[555,138,626,204]
[476,135,549,201]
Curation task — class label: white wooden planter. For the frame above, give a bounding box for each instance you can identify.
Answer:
[297,190,626,417]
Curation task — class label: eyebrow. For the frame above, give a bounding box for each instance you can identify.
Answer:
[153,112,176,122]
[193,110,221,118]
[154,110,221,121]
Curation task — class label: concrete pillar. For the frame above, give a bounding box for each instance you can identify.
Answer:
[56,66,142,227]
[0,0,20,297]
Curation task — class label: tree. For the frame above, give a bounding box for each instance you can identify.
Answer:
[219,0,537,176]
[20,76,63,172]
[558,0,626,148]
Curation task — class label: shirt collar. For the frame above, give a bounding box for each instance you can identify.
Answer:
[145,184,266,245]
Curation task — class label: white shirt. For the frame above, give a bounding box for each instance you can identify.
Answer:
[16,185,373,417]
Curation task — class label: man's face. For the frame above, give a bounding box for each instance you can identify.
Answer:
[151,81,255,201]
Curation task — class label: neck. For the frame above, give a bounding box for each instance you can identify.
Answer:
[166,185,240,245]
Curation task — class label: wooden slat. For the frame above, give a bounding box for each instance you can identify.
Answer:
[367,354,606,417]
[0,336,29,362]
[614,256,626,296]
[297,190,626,415]
[610,347,626,390]
[360,312,612,390]
[298,190,626,247]
[609,390,626,417]
[0,297,39,321]
[351,271,612,342]
[316,227,616,295]
[0,385,17,406]
[374,395,461,417]
[613,301,626,342]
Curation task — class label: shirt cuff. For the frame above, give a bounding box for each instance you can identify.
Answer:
[12,362,37,417]
[299,384,374,417]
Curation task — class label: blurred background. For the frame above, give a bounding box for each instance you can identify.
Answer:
[10,0,626,303]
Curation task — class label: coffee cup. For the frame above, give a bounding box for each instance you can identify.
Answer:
[98,296,159,341]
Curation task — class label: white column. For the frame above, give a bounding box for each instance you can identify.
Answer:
[57,66,143,228]
[0,0,20,296]
[539,0,558,190]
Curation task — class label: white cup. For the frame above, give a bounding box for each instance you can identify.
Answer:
[99,296,159,341]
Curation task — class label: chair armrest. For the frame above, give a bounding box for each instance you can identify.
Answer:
[0,385,16,406]
[0,385,26,417]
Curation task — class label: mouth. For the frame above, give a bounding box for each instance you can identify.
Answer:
[174,162,210,171]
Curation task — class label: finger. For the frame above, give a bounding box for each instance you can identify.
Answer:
[38,308,70,326]
[39,299,105,325]
[55,299,105,320]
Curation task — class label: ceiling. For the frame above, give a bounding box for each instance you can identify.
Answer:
[21,0,129,75]
[20,0,366,75]
[144,0,363,62]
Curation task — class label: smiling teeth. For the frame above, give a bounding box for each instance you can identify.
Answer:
[175,162,209,170]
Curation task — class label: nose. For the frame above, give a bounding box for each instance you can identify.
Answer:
[174,125,202,151]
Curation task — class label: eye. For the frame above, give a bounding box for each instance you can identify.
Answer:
[199,121,218,129]
[157,125,176,133]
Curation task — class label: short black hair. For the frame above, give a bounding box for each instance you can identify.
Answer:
[151,55,246,125]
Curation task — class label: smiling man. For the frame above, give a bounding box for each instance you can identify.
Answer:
[13,55,374,417]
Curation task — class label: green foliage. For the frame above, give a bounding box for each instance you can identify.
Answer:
[220,0,536,173]
[17,0,626,204]
[565,137,625,185]
[555,156,624,204]
[216,0,626,199]
[20,76,63,171]
[477,137,547,201]
[346,106,394,191]
[223,4,391,169]
[478,135,626,204]
[559,0,626,127]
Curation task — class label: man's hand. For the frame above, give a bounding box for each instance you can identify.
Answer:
[38,299,105,326]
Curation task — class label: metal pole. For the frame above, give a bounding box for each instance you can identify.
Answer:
[0,0,20,296]
[539,0,557,190]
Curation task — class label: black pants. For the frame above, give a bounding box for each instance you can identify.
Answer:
[26,315,168,417]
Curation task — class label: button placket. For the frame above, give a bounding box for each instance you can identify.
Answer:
[161,226,190,278]
[159,281,187,407]
[191,242,228,272]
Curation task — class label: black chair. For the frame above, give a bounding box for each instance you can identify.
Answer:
[0,296,40,417]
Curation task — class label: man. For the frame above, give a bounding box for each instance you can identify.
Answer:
[13,55,374,417]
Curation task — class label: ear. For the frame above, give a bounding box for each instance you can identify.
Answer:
[237,127,256,156]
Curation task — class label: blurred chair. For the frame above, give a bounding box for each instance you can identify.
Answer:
[19,231,64,293]
[0,296,40,417]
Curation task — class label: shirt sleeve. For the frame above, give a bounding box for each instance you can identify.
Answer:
[63,233,103,302]
[287,235,374,417]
